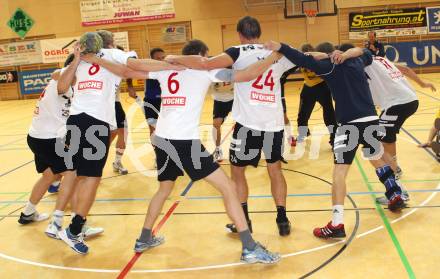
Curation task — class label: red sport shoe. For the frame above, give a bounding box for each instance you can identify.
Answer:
[388,194,405,212]
[288,136,297,147]
[313,222,346,239]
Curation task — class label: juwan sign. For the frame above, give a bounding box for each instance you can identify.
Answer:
[7,8,34,38]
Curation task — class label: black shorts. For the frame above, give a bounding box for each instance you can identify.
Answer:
[27,135,70,174]
[333,120,384,165]
[282,97,287,113]
[115,101,127,129]
[144,99,161,125]
[66,113,110,177]
[229,122,284,167]
[213,100,233,120]
[379,100,419,143]
[153,136,219,182]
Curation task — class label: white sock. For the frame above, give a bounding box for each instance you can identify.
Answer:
[53,210,64,226]
[52,180,61,186]
[23,202,36,216]
[331,205,344,226]
[115,148,124,163]
[284,123,293,139]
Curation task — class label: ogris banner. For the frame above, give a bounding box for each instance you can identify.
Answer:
[349,8,427,39]
[384,40,440,68]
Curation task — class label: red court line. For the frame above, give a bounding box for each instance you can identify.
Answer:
[116,125,235,279]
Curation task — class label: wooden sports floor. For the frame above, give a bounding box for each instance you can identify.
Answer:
[0,74,439,279]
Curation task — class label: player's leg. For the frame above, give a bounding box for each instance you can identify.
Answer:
[134,180,173,252]
[18,167,54,224]
[204,168,280,264]
[282,97,295,147]
[316,83,336,145]
[212,117,224,161]
[297,85,316,142]
[263,130,290,235]
[113,102,128,174]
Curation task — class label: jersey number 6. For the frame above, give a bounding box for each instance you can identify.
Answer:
[168,72,180,94]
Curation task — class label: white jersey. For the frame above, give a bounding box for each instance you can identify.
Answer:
[211,82,234,102]
[365,56,418,110]
[29,70,73,139]
[150,69,223,140]
[227,44,295,131]
[69,48,133,127]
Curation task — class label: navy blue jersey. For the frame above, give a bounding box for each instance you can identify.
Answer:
[278,44,376,124]
[144,79,161,101]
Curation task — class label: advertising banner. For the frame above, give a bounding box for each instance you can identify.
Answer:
[19,68,57,95]
[0,40,42,66]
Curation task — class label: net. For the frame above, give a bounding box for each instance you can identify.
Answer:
[304,9,318,24]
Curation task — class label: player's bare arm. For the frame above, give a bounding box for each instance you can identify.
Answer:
[395,64,437,92]
[50,70,61,81]
[232,52,282,82]
[81,54,149,80]
[331,47,363,64]
[165,53,234,70]
[126,58,185,72]
[57,43,80,94]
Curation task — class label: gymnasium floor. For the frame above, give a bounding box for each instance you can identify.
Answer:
[0,75,439,278]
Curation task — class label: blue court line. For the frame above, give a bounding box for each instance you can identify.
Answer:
[2,188,440,204]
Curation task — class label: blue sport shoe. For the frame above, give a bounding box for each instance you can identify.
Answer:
[134,236,165,253]
[59,228,88,255]
[241,242,281,264]
[48,182,60,193]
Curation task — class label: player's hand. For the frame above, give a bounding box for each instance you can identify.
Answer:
[81,53,97,64]
[330,50,345,64]
[264,41,282,51]
[72,42,81,61]
[164,55,178,64]
[422,82,437,92]
[127,87,137,99]
[418,142,432,148]
[369,44,377,52]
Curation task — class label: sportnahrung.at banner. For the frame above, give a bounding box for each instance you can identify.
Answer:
[349,8,428,39]
[80,0,175,27]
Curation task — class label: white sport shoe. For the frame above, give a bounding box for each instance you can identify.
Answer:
[18,211,49,225]
[82,224,104,239]
[45,221,62,239]
[113,161,128,175]
[214,147,223,162]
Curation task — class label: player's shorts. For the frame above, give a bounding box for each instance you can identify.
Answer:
[229,122,284,167]
[66,113,110,177]
[379,100,419,143]
[333,119,384,165]
[115,101,127,129]
[281,97,287,113]
[144,99,161,126]
[213,100,233,120]
[27,135,70,174]
[153,136,219,182]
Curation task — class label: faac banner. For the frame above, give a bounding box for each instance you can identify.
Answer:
[349,8,427,39]
[384,40,440,68]
[0,71,18,83]
[80,0,175,27]
[39,32,130,63]
[19,68,57,95]
[427,6,440,34]
[0,40,42,67]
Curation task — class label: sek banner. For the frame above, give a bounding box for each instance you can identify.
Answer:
[0,40,42,67]
[0,71,18,83]
[384,40,440,68]
[349,8,427,39]
[19,68,57,95]
[40,32,130,63]
[80,0,175,27]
